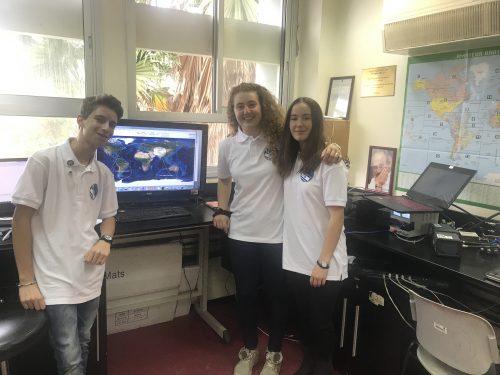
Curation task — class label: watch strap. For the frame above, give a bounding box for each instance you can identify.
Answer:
[316,259,330,269]
[100,235,113,244]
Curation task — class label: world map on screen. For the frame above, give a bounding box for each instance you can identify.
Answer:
[398,46,500,210]
[97,137,195,184]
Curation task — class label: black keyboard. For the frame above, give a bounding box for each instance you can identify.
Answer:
[116,206,191,223]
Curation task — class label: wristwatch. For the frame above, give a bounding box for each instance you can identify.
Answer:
[100,234,113,245]
[316,259,330,269]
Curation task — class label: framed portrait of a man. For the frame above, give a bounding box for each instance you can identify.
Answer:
[365,146,397,193]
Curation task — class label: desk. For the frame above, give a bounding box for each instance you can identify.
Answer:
[347,221,500,291]
[333,217,500,375]
[0,203,229,374]
[113,204,229,342]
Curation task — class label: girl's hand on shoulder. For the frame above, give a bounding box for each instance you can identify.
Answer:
[321,143,342,165]
[310,265,328,287]
[213,214,230,234]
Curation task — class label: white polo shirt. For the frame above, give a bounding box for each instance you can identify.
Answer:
[283,160,348,281]
[12,139,118,304]
[217,129,283,243]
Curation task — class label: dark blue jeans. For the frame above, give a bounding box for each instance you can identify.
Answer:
[228,238,287,352]
[45,296,100,375]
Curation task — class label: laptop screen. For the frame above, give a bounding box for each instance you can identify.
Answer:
[407,162,477,209]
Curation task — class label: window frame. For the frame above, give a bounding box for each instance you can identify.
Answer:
[0,0,101,119]
[0,0,299,176]
[125,0,297,123]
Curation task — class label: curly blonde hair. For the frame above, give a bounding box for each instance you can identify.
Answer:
[226,83,284,163]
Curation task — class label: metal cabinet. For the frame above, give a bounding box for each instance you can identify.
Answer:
[333,268,424,375]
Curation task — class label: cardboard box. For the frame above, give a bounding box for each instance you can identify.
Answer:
[106,241,182,301]
[324,119,350,157]
[105,241,183,334]
[107,289,179,334]
[174,265,200,318]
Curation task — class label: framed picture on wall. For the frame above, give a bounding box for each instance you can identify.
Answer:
[365,146,397,193]
[325,76,355,119]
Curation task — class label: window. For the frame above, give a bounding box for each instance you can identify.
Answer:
[0,0,93,159]
[0,0,297,173]
[0,33,84,98]
[222,0,283,101]
[131,1,215,114]
[127,0,291,171]
[0,116,77,159]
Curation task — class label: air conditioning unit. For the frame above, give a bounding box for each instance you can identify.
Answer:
[382,0,500,55]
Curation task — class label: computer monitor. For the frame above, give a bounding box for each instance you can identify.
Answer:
[96,119,207,206]
[0,158,27,215]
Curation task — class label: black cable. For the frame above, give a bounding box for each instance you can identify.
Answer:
[464,210,500,230]
[177,231,185,246]
[401,278,500,326]
[450,203,483,228]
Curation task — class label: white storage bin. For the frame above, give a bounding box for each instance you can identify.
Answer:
[105,241,183,334]
[106,241,182,301]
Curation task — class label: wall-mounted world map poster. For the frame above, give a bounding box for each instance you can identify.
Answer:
[397,46,500,210]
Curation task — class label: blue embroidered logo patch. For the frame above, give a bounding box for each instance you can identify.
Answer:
[89,183,98,200]
[263,147,273,161]
[300,171,314,182]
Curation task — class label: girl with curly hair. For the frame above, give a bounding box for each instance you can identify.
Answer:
[213,83,342,375]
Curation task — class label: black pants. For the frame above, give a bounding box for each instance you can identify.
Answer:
[286,270,342,361]
[228,238,287,352]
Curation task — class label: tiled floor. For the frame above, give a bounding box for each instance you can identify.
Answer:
[107,297,303,374]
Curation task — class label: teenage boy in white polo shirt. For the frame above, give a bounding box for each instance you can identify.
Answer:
[11,94,123,375]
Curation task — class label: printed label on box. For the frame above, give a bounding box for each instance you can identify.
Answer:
[114,307,149,326]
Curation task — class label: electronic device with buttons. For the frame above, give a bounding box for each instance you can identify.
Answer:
[431,223,461,257]
[389,210,439,237]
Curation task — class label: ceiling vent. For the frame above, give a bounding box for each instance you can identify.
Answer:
[383,0,500,55]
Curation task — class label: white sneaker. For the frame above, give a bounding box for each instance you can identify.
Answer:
[234,347,259,375]
[259,351,283,375]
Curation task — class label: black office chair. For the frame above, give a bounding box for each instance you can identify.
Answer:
[0,295,48,375]
[403,289,500,375]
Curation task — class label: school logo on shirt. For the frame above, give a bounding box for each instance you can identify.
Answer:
[89,183,98,200]
[263,147,273,161]
[300,171,314,182]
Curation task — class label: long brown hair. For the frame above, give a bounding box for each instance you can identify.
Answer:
[227,83,284,163]
[278,97,325,178]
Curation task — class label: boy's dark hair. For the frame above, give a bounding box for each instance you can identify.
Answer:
[80,94,124,120]
[278,97,325,178]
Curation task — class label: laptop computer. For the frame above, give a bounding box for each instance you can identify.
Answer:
[366,162,477,213]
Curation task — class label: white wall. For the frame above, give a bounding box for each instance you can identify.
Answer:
[295,0,496,218]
